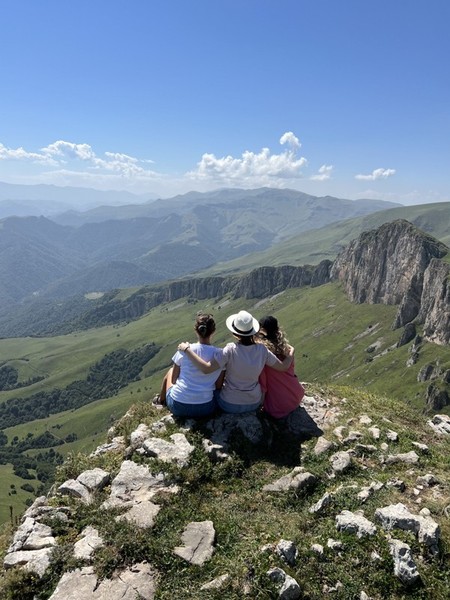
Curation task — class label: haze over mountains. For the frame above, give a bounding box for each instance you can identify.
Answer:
[0,181,157,218]
[0,185,401,307]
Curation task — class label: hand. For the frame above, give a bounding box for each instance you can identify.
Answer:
[287,344,295,356]
[178,342,190,352]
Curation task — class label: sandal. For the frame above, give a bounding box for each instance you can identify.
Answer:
[152,394,165,407]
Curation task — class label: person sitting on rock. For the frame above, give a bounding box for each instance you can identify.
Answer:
[178,310,293,414]
[256,315,304,419]
[155,313,223,418]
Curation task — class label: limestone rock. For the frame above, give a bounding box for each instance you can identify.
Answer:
[200,574,230,591]
[116,500,160,529]
[335,510,376,538]
[375,503,440,553]
[314,437,335,455]
[174,520,215,565]
[309,491,332,513]
[77,468,110,492]
[58,479,92,504]
[427,414,450,435]
[263,467,316,493]
[48,563,157,600]
[275,539,298,566]
[267,567,301,600]
[90,436,126,458]
[142,433,194,466]
[388,538,420,586]
[4,548,53,577]
[74,526,104,560]
[385,451,419,465]
[102,460,179,510]
[330,451,352,474]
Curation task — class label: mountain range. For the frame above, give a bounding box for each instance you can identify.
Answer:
[0,187,400,307]
[0,181,157,218]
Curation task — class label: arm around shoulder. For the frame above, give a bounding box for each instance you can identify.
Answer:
[178,342,220,374]
[270,344,294,372]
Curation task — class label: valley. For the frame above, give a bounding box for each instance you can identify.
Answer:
[1,280,449,524]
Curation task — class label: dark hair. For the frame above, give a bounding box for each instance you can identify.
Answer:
[195,313,216,339]
[258,315,289,358]
[234,333,255,346]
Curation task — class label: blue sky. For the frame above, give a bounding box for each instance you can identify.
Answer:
[0,0,449,204]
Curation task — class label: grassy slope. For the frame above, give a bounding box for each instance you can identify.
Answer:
[195,201,450,276]
[1,283,449,523]
[2,384,450,599]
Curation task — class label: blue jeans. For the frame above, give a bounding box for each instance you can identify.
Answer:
[217,395,261,414]
[166,387,218,418]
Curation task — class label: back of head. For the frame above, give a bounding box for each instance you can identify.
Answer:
[195,313,216,339]
[258,315,289,358]
[259,315,279,343]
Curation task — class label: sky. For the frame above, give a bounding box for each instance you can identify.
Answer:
[0,0,449,204]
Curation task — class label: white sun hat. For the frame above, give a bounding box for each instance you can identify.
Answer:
[225,310,260,336]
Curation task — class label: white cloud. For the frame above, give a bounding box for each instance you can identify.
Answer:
[0,139,161,182]
[279,131,301,149]
[310,164,333,181]
[355,168,396,181]
[187,132,307,187]
[0,142,57,165]
[41,140,96,161]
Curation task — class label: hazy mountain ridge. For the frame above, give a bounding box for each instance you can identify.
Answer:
[196,201,450,276]
[0,188,399,306]
[0,181,155,217]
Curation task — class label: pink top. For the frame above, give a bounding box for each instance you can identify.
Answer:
[259,360,304,419]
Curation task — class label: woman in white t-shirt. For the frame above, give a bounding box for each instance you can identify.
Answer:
[178,310,294,414]
[157,313,223,418]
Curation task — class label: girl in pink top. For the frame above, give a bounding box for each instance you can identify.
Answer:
[257,316,305,419]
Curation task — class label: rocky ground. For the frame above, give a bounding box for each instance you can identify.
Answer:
[1,387,449,599]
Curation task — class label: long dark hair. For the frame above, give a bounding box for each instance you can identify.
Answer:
[258,315,289,359]
[194,313,216,339]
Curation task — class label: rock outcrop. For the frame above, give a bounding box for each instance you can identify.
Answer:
[330,220,449,343]
[2,389,450,599]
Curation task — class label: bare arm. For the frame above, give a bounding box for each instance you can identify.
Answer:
[269,344,295,372]
[178,342,221,374]
[171,363,180,385]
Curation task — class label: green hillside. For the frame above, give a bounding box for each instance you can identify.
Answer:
[0,282,449,523]
[196,201,450,276]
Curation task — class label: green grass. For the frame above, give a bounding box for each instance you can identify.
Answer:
[0,284,449,526]
[195,201,450,276]
[1,384,449,599]
[0,464,36,525]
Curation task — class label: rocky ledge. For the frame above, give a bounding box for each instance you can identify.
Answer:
[2,392,450,599]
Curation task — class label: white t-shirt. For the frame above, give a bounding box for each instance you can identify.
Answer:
[215,342,279,406]
[170,343,222,405]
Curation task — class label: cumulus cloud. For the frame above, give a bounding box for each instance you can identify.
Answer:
[0,142,57,165]
[41,140,96,161]
[187,132,307,187]
[310,164,333,181]
[0,139,161,184]
[279,131,301,149]
[355,168,396,181]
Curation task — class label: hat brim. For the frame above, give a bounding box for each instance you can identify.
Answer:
[226,313,260,336]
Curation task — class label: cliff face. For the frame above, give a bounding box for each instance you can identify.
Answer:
[330,220,449,343]
[417,259,450,345]
[330,220,447,305]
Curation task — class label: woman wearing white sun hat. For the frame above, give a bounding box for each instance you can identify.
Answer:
[178,310,294,413]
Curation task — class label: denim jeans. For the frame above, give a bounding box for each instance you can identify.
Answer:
[217,395,261,414]
[166,387,218,418]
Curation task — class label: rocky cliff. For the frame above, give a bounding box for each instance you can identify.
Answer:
[330,220,449,344]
